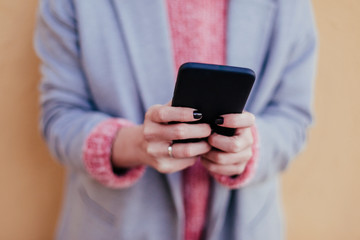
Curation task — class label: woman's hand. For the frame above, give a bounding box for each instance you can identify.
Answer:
[201,112,255,176]
[112,103,212,174]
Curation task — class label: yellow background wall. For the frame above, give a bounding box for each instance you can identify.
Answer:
[0,0,359,239]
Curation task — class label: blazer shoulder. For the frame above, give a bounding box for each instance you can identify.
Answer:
[276,0,317,40]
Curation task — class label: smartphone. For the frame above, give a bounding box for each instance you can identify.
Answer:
[171,62,255,142]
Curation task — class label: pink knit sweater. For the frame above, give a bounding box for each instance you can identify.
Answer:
[83,1,258,240]
[167,1,226,239]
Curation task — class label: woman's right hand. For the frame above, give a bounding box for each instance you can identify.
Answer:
[112,103,212,174]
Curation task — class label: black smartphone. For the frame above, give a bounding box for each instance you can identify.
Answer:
[171,62,255,142]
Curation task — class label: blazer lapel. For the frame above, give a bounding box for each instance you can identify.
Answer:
[226,0,277,111]
[206,1,276,238]
[206,181,231,239]
[111,0,175,111]
[166,171,185,239]
[111,1,184,235]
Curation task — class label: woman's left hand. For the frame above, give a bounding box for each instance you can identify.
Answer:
[201,112,255,176]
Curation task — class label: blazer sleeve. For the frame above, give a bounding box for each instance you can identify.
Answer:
[34,0,144,185]
[248,0,318,185]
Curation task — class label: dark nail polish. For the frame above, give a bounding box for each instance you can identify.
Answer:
[193,110,202,119]
[215,117,224,125]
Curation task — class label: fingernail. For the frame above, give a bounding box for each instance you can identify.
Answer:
[215,117,224,125]
[193,110,202,119]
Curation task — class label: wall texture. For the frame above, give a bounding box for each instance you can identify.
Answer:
[0,1,64,239]
[282,1,360,239]
[0,0,359,239]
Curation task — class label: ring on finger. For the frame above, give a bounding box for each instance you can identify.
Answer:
[168,144,174,158]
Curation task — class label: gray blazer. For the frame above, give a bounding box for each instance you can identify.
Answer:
[35,0,317,239]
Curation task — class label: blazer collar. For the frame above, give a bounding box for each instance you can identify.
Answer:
[111,0,276,114]
[111,0,175,111]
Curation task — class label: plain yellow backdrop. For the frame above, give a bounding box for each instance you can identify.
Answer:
[0,0,359,239]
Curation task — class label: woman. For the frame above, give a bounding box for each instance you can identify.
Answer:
[35,0,317,239]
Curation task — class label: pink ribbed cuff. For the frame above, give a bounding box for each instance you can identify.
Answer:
[212,125,259,189]
[83,118,145,188]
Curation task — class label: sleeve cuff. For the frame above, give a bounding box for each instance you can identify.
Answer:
[212,125,259,189]
[83,118,146,188]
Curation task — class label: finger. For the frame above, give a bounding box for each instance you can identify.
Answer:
[146,104,202,123]
[215,112,255,129]
[202,148,252,165]
[207,129,253,153]
[171,141,211,159]
[146,141,172,158]
[146,141,211,159]
[201,157,247,176]
[144,121,211,141]
[152,157,197,174]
